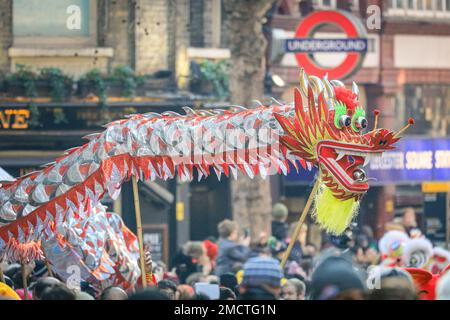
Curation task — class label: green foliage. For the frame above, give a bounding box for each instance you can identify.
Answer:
[7,64,38,98]
[109,65,144,98]
[40,68,73,102]
[6,65,73,101]
[195,60,230,98]
[80,69,107,104]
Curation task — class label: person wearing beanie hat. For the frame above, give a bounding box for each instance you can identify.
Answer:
[238,256,283,300]
[310,256,365,300]
[272,203,289,242]
[30,261,49,282]
[0,282,21,300]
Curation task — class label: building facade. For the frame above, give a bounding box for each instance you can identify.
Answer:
[0,0,233,263]
[270,0,450,243]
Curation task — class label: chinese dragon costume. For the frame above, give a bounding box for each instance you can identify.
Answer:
[0,69,412,287]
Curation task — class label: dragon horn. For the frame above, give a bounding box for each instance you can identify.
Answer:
[322,75,336,108]
[330,79,345,87]
[308,75,325,103]
[352,81,360,101]
[299,68,309,98]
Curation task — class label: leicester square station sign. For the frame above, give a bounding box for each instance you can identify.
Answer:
[285,10,368,79]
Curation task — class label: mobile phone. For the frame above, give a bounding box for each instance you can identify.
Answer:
[244,228,250,238]
[194,283,220,300]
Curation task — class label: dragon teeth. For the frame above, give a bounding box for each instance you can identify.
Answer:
[336,151,345,161]
[363,157,370,167]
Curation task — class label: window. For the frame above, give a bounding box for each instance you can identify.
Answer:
[13,0,97,47]
[387,0,450,17]
[389,0,405,9]
[403,85,450,137]
[314,0,336,9]
[388,0,405,15]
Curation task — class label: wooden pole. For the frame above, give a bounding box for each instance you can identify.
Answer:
[21,264,28,300]
[132,176,147,288]
[0,266,5,283]
[41,247,54,277]
[280,177,320,270]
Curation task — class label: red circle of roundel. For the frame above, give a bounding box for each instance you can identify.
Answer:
[294,10,363,79]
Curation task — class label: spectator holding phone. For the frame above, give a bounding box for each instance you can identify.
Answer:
[215,219,251,276]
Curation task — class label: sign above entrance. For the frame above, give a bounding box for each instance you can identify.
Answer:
[285,10,368,79]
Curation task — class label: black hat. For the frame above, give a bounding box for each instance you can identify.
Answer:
[220,273,238,291]
[31,261,48,278]
[310,256,364,300]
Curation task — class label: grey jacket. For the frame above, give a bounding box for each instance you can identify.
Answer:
[215,238,250,276]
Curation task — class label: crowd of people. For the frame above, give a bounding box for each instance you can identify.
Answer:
[1,203,450,300]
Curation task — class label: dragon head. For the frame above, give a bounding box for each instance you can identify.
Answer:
[275,70,413,234]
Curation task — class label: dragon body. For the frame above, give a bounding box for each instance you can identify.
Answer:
[0,70,407,284]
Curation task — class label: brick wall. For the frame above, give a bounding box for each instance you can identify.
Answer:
[202,0,212,47]
[190,0,205,47]
[134,0,169,74]
[0,0,12,72]
[100,0,132,69]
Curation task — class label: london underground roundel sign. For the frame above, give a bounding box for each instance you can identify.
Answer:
[285,10,368,80]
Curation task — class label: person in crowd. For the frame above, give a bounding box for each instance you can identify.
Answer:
[206,275,219,284]
[215,219,251,276]
[310,256,365,300]
[281,278,306,300]
[3,263,21,280]
[360,225,377,250]
[285,223,308,264]
[271,203,289,242]
[128,287,170,300]
[219,287,236,300]
[136,245,157,287]
[157,279,177,300]
[32,277,61,300]
[402,207,421,237]
[171,241,211,283]
[185,272,208,287]
[100,286,128,300]
[175,284,195,300]
[238,256,283,300]
[29,261,49,283]
[75,290,95,300]
[285,260,308,282]
[203,238,218,269]
[367,267,417,300]
[40,283,76,300]
[303,243,317,259]
[219,273,238,293]
[187,241,213,276]
[192,292,210,300]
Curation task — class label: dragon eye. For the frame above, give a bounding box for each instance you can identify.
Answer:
[351,106,367,132]
[339,115,351,128]
[356,117,368,129]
